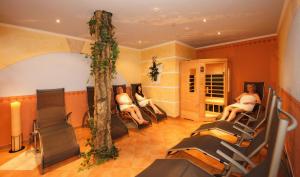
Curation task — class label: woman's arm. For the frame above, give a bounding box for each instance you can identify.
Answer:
[255,94,262,104]
[235,93,244,102]
[135,93,146,101]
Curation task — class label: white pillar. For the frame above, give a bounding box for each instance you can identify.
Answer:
[10,101,24,152]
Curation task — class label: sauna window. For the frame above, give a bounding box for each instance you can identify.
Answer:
[205,104,224,113]
[189,69,196,92]
[205,74,224,98]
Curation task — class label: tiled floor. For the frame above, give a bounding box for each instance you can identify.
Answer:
[0,118,242,177]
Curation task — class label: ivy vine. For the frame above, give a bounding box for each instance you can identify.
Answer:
[80,10,119,170]
[80,117,118,170]
[86,11,119,74]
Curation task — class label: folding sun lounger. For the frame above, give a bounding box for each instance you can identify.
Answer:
[112,84,152,129]
[191,85,270,144]
[82,87,129,140]
[131,83,167,122]
[33,88,80,174]
[166,95,277,174]
[136,95,298,177]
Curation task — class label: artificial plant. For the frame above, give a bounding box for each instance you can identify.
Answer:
[80,10,119,169]
[148,56,161,82]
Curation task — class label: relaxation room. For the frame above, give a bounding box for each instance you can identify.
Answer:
[0,0,299,176]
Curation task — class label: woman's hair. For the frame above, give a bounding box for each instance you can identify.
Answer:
[136,85,144,97]
[116,86,124,94]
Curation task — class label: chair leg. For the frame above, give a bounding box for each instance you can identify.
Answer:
[40,161,44,175]
[81,112,88,128]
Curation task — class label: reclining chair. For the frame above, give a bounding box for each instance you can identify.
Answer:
[191,87,273,144]
[136,95,298,177]
[131,83,167,122]
[82,87,129,140]
[33,88,80,174]
[166,95,278,174]
[112,84,152,129]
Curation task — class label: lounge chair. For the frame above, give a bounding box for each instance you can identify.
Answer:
[191,87,273,144]
[82,87,128,140]
[33,88,80,174]
[136,95,298,177]
[112,84,152,129]
[131,83,167,122]
[234,82,265,123]
[166,95,277,174]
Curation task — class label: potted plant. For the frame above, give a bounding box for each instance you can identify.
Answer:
[149,56,162,82]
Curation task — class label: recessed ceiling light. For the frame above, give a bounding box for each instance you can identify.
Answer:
[152,7,160,12]
[184,27,190,31]
[217,32,221,35]
[203,18,207,23]
[138,40,142,44]
[56,19,61,23]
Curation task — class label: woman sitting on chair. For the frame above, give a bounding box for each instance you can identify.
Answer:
[220,84,261,121]
[115,86,149,125]
[135,85,164,115]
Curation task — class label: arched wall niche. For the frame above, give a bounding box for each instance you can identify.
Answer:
[0,52,128,97]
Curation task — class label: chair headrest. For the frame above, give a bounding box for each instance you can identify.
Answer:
[36,88,65,109]
[112,84,127,96]
[243,82,264,99]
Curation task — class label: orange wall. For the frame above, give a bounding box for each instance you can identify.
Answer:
[0,91,87,147]
[196,36,278,103]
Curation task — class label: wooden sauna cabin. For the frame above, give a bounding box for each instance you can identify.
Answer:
[180,58,230,121]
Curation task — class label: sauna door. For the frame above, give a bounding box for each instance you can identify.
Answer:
[180,60,201,121]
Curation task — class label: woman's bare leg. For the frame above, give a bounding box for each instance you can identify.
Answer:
[127,108,144,124]
[220,106,232,120]
[227,108,244,122]
[133,106,148,123]
[149,100,163,114]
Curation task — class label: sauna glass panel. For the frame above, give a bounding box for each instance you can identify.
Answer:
[205,73,224,98]
[214,105,219,112]
[189,69,196,92]
[220,105,224,112]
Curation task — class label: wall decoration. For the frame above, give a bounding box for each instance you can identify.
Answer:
[148,56,162,82]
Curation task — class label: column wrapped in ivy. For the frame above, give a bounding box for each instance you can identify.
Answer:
[81,10,119,168]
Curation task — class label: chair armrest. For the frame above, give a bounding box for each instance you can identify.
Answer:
[220,141,255,167]
[240,113,256,121]
[33,120,39,132]
[233,126,254,138]
[65,112,73,121]
[234,122,255,133]
[216,150,248,174]
[32,120,40,152]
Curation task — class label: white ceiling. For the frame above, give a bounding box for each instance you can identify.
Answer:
[0,0,284,49]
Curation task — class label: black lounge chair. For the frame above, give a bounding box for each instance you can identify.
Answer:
[33,88,80,174]
[82,87,128,140]
[191,87,273,144]
[136,159,213,177]
[136,95,298,177]
[166,95,278,174]
[131,83,167,122]
[112,84,152,129]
